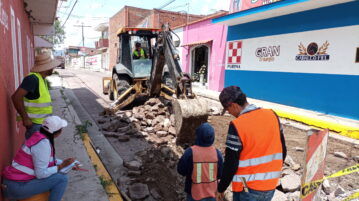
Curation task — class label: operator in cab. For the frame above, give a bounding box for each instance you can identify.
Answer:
[132,42,147,60]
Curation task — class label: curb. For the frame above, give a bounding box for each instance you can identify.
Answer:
[82,133,123,201]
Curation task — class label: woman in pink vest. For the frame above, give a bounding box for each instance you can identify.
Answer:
[2,116,75,201]
[177,123,223,201]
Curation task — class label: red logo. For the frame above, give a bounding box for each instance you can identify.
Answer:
[228,41,242,64]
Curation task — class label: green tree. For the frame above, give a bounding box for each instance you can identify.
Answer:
[40,20,65,46]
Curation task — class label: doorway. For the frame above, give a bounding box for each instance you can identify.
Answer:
[190,45,210,86]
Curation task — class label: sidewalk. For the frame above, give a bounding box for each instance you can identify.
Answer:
[49,76,109,201]
[192,86,359,141]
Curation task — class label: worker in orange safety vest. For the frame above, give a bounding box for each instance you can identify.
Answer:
[177,123,223,201]
[216,86,287,201]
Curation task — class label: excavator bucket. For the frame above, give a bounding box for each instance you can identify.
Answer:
[171,98,209,145]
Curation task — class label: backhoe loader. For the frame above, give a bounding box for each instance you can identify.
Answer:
[103,24,208,144]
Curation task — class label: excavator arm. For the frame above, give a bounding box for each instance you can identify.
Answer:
[149,24,208,145]
[149,24,193,99]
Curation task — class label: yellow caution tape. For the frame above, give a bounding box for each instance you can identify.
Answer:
[274,109,359,140]
[343,191,359,201]
[301,164,359,198]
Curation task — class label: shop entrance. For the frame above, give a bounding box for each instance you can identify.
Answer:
[190,45,209,86]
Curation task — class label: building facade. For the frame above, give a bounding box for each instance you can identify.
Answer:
[108,6,204,72]
[0,0,58,199]
[179,12,228,91]
[214,0,359,120]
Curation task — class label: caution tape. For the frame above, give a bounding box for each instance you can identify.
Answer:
[301,164,359,198]
[342,191,359,201]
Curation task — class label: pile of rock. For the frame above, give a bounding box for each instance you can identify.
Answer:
[98,98,177,146]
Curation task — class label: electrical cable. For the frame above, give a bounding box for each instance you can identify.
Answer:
[61,0,79,28]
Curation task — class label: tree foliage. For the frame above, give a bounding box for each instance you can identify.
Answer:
[40,20,65,46]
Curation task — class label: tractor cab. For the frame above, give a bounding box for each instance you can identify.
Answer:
[115,27,160,79]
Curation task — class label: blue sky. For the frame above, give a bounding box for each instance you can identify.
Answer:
[56,0,230,49]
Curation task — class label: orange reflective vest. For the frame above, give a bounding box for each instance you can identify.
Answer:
[191,145,218,200]
[231,108,283,192]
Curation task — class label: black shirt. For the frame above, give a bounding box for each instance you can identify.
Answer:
[19,74,40,100]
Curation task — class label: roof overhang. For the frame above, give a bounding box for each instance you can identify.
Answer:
[33,24,55,36]
[213,0,355,26]
[24,0,58,24]
[34,36,53,48]
[181,40,212,47]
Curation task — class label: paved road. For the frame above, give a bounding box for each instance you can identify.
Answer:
[57,68,111,120]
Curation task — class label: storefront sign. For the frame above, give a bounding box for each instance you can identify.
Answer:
[226,40,242,69]
[255,45,280,62]
[230,0,282,13]
[296,41,330,61]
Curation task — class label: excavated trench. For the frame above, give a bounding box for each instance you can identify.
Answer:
[97,97,359,201]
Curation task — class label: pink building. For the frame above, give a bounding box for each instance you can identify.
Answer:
[179,11,228,91]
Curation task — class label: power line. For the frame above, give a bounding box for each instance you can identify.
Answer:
[61,0,79,28]
[158,0,176,9]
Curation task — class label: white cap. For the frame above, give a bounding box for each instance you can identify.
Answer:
[42,116,68,134]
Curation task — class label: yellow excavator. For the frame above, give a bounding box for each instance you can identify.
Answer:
[103,24,208,144]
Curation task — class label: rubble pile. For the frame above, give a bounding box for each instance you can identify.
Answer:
[98,98,187,200]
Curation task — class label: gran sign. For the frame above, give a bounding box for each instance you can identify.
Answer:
[255,45,280,62]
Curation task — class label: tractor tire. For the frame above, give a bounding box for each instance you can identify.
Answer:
[112,73,130,100]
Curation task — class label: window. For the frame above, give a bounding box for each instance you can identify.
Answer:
[10,7,19,88]
[356,47,359,63]
[17,18,23,81]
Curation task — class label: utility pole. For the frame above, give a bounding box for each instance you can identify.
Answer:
[74,23,91,47]
[74,23,91,68]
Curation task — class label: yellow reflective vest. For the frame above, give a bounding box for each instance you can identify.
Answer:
[18,72,52,124]
[133,48,145,59]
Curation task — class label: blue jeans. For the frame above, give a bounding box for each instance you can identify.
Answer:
[3,173,68,201]
[25,123,42,139]
[187,194,216,201]
[233,189,275,201]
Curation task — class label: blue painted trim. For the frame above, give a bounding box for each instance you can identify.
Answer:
[226,1,359,41]
[213,0,308,24]
[224,70,359,120]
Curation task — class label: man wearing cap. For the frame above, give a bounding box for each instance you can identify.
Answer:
[12,52,60,139]
[2,116,75,201]
[216,86,287,201]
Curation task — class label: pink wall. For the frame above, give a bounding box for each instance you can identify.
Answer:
[182,19,227,91]
[0,1,33,200]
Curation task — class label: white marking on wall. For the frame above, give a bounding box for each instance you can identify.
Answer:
[26,35,30,72]
[227,25,359,75]
[0,0,9,32]
[10,7,19,88]
[17,18,23,81]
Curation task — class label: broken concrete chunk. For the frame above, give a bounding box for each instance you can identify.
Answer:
[334,152,348,159]
[322,179,331,195]
[294,147,304,152]
[124,160,142,171]
[281,173,301,192]
[144,127,155,133]
[146,98,159,106]
[125,111,132,118]
[156,131,168,137]
[334,186,345,197]
[118,135,130,142]
[129,183,149,200]
[271,190,287,201]
[103,131,118,138]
